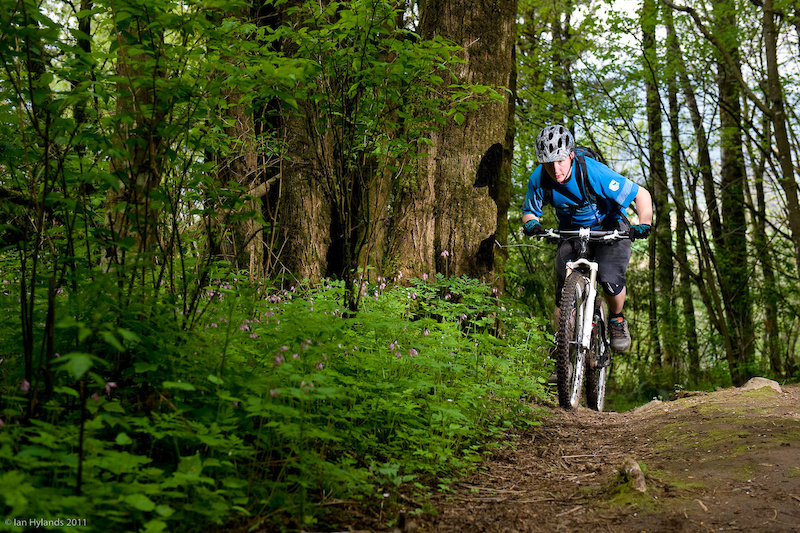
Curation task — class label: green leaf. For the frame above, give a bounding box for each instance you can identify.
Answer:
[142,520,167,533]
[162,381,195,391]
[115,432,133,445]
[101,330,124,351]
[125,493,156,512]
[54,352,96,380]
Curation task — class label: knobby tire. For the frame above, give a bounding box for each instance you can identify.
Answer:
[585,298,609,412]
[556,272,588,410]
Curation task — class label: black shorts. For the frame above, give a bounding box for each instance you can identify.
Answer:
[555,219,632,300]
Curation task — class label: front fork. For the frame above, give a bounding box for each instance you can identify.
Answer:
[565,258,599,355]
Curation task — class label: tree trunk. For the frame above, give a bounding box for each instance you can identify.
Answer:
[714,0,755,385]
[105,8,167,265]
[749,112,783,377]
[664,8,699,381]
[763,0,800,279]
[390,0,516,283]
[279,101,332,283]
[642,0,676,373]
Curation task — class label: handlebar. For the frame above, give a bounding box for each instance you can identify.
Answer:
[536,228,630,241]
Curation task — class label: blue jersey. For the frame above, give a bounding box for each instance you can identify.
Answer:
[522,156,639,229]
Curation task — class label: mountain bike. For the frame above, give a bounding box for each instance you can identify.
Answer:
[537,228,629,411]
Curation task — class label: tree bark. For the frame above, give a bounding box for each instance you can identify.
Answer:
[713,0,756,385]
[642,0,676,371]
[389,0,516,283]
[665,8,700,381]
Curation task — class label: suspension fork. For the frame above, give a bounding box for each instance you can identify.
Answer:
[565,257,599,352]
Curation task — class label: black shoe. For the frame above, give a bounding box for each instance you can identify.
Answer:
[609,317,631,352]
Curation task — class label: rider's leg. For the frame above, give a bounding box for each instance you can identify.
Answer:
[596,240,632,352]
[604,286,625,315]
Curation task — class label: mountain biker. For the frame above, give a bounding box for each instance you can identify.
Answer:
[521,124,653,352]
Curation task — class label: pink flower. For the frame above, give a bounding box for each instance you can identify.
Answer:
[441,250,450,258]
[269,389,280,397]
[105,382,117,395]
[20,379,30,393]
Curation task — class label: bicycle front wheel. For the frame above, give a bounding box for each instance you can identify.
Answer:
[585,297,609,412]
[556,271,589,410]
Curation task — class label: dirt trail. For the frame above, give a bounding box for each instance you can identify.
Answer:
[416,380,800,533]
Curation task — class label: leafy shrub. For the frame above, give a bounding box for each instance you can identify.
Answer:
[0,274,551,532]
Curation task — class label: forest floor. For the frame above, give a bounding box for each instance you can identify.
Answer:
[341,379,800,533]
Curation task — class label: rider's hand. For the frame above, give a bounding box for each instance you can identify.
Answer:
[631,224,651,241]
[523,219,544,237]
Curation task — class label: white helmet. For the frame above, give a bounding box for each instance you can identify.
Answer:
[535,125,574,163]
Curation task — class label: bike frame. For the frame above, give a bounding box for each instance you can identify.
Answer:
[537,227,628,410]
[546,227,624,357]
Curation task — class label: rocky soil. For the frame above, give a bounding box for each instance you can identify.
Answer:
[416,378,800,533]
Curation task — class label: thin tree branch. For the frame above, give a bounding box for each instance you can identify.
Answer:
[661,0,772,117]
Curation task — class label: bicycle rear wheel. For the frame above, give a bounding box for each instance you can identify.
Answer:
[556,271,589,410]
[585,297,610,412]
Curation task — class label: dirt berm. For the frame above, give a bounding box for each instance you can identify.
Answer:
[417,378,800,532]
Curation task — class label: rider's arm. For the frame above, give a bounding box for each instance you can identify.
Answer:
[522,167,545,223]
[633,187,653,225]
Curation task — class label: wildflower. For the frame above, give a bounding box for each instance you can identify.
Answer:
[445,294,451,300]
[316,362,323,370]
[239,324,250,331]
[412,292,417,299]
[274,354,285,366]
[423,273,428,280]
[269,389,280,397]
[293,353,299,360]
[395,352,402,358]
[281,346,289,352]
[409,348,418,357]
[423,329,430,336]
[250,333,258,338]
[105,382,117,395]
[0,418,4,426]
[441,250,450,258]
[20,379,30,393]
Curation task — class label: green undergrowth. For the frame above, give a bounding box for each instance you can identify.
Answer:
[0,274,552,532]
